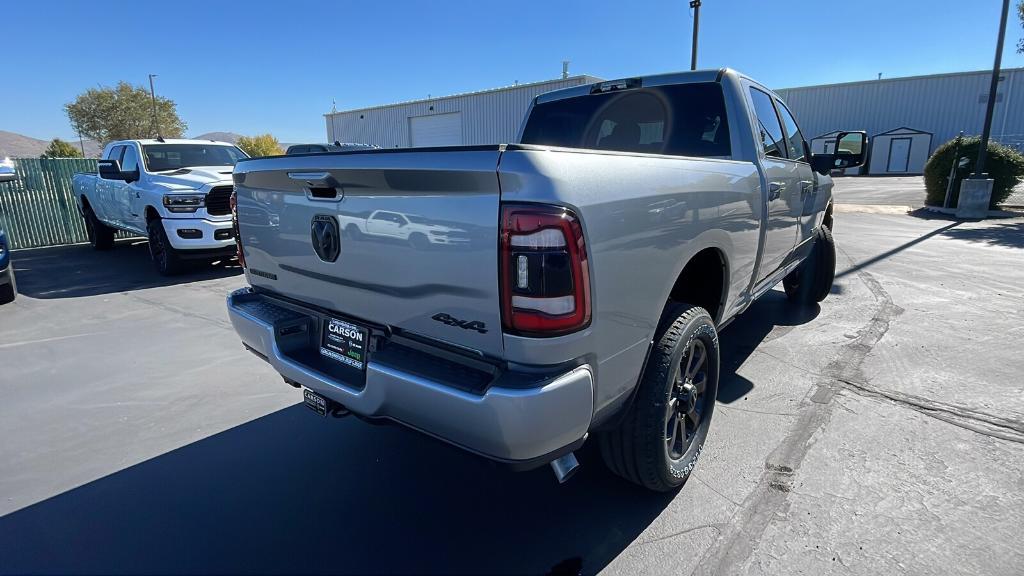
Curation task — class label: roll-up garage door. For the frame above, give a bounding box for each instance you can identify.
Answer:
[409,112,462,147]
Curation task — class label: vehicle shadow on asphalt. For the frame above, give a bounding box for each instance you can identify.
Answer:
[11,239,241,299]
[0,293,809,575]
[717,290,819,403]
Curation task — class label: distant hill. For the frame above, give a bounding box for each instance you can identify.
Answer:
[0,130,102,158]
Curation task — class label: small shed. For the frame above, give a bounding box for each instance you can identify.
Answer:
[809,130,864,175]
[867,127,933,175]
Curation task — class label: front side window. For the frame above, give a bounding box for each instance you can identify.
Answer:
[521,82,731,157]
[775,101,807,162]
[749,88,786,159]
[142,144,248,172]
[121,145,139,173]
[106,145,125,163]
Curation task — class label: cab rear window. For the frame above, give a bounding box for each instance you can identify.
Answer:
[521,82,730,158]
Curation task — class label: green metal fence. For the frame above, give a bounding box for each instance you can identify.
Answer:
[0,158,134,250]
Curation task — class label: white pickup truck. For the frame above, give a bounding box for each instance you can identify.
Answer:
[72,139,248,274]
[339,209,469,247]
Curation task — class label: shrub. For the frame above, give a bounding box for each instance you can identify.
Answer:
[237,134,283,157]
[924,136,1024,208]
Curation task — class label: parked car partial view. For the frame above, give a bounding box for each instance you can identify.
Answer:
[72,139,248,275]
[227,69,866,491]
[0,158,15,183]
[0,227,16,305]
[286,142,379,154]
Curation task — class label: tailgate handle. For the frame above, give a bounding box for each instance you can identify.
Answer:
[288,172,343,201]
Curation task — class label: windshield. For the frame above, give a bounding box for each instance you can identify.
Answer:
[142,144,248,172]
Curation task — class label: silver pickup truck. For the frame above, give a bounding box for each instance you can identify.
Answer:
[226,69,866,491]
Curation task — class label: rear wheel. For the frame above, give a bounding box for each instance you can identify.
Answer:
[83,204,115,250]
[0,269,15,305]
[147,218,184,276]
[600,302,719,492]
[409,232,430,250]
[784,225,836,305]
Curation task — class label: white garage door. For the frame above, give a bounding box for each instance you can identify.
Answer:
[409,112,462,147]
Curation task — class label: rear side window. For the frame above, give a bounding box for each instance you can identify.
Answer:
[749,88,786,159]
[521,82,731,157]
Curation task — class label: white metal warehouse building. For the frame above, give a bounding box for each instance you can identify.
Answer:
[325,76,602,149]
[325,67,1024,175]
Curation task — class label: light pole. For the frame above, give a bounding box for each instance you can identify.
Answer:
[957,0,1011,218]
[690,0,701,71]
[148,74,160,138]
[972,0,1009,178]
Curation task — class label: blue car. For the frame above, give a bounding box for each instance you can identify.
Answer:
[0,227,14,304]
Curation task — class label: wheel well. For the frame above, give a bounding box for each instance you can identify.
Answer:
[145,206,160,223]
[80,196,91,210]
[823,202,834,230]
[668,248,727,323]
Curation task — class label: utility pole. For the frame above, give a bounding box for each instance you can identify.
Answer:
[148,74,160,138]
[957,0,1010,218]
[973,0,1009,178]
[689,0,701,70]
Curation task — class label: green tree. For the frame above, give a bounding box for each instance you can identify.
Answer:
[41,138,83,158]
[924,136,1024,209]
[65,81,187,144]
[236,134,283,157]
[1017,1,1023,53]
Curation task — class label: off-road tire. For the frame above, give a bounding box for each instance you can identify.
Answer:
[783,225,836,305]
[0,269,15,305]
[83,204,115,250]
[600,302,720,492]
[147,218,184,276]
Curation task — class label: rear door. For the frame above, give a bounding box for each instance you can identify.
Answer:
[748,86,801,281]
[774,99,819,245]
[234,148,505,356]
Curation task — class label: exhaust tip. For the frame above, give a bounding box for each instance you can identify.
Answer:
[550,452,580,484]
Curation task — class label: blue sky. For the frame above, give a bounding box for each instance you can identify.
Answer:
[2,0,1021,143]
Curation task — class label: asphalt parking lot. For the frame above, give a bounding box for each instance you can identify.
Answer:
[1,181,1023,575]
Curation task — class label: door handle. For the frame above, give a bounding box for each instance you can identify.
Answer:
[798,180,813,197]
[768,182,785,201]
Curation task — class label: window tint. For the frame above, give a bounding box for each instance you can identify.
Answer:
[121,145,139,172]
[521,82,731,157]
[775,101,807,162]
[749,88,786,159]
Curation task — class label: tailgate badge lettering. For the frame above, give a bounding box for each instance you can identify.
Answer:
[432,313,488,334]
[311,215,341,262]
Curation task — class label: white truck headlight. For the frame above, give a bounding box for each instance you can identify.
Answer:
[163,194,205,213]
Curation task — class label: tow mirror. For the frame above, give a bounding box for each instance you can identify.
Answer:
[0,162,15,184]
[811,131,868,175]
[98,159,123,180]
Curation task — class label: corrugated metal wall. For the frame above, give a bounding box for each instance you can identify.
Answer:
[325,76,603,148]
[775,68,1024,155]
[0,158,134,249]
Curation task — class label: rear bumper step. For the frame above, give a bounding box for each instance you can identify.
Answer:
[226,288,594,463]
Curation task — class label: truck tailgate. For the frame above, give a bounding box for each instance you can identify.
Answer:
[233,147,504,357]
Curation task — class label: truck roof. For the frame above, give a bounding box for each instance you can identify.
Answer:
[110,138,238,146]
[529,68,786,108]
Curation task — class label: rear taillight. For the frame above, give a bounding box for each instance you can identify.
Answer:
[500,203,591,336]
[230,188,246,268]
